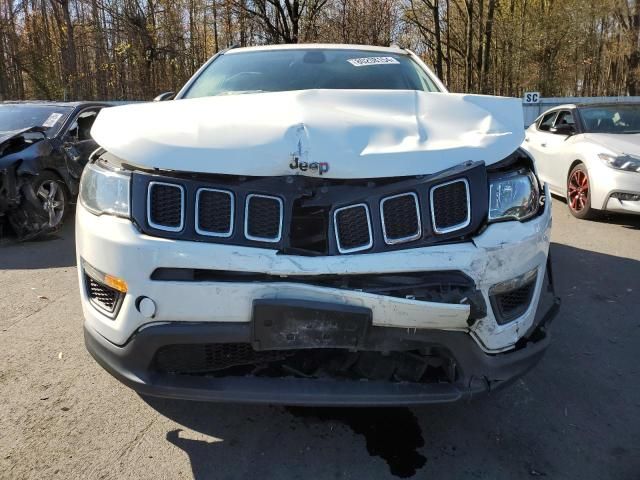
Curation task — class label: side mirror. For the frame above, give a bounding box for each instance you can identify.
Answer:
[153,91,175,102]
[551,124,575,136]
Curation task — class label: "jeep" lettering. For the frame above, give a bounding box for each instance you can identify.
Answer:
[289,156,330,175]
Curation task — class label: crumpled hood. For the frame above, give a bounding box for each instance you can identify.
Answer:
[91,90,524,178]
[0,127,45,160]
[583,133,640,156]
[0,127,37,148]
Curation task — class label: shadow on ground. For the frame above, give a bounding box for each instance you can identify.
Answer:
[140,242,640,479]
[0,219,76,269]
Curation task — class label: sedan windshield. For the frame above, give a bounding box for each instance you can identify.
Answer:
[182,49,440,99]
[0,104,71,136]
[579,104,640,134]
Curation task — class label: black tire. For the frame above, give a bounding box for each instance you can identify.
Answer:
[8,171,69,240]
[567,164,596,220]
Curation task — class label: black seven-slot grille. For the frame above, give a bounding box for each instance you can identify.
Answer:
[380,192,421,244]
[245,194,283,242]
[132,161,488,255]
[334,204,372,253]
[148,182,184,231]
[196,189,233,237]
[430,179,470,233]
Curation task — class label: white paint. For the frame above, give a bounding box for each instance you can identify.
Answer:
[91,90,524,178]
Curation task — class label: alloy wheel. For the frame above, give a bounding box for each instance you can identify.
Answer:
[36,180,65,228]
[568,169,589,212]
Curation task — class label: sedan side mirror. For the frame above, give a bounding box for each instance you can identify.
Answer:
[153,91,175,102]
[551,124,575,136]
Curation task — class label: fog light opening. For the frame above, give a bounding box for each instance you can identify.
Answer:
[489,268,538,325]
[82,260,126,317]
[612,192,640,202]
[136,296,157,318]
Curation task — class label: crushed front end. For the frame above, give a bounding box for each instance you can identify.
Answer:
[77,148,558,405]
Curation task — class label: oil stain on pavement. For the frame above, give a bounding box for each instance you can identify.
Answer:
[286,407,426,478]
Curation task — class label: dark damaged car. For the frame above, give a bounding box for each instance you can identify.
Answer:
[0,101,110,239]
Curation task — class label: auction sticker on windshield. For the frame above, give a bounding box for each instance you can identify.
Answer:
[42,112,64,128]
[347,57,400,67]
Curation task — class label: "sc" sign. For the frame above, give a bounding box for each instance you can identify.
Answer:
[523,92,540,104]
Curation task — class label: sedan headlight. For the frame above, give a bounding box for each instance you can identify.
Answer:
[79,161,131,217]
[488,169,540,222]
[598,153,640,172]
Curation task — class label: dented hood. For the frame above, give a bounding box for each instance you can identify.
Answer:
[91,90,524,178]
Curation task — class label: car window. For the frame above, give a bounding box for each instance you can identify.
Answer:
[66,109,101,141]
[537,111,558,132]
[0,104,72,136]
[554,111,575,127]
[182,49,440,99]
[579,104,640,134]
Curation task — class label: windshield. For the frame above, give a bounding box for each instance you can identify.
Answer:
[0,104,71,136]
[579,104,640,134]
[182,49,440,99]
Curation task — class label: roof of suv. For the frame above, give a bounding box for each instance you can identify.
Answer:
[225,43,407,55]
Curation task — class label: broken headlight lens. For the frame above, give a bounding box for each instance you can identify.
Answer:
[79,161,130,217]
[488,169,540,222]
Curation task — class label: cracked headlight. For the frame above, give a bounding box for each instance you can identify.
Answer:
[79,161,130,217]
[488,169,540,222]
[598,153,640,172]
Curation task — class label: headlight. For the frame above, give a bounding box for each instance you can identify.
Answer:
[488,169,540,222]
[79,161,130,217]
[598,153,640,172]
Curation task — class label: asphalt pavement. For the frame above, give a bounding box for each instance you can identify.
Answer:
[0,200,639,479]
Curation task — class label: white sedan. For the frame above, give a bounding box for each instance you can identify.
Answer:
[523,103,640,219]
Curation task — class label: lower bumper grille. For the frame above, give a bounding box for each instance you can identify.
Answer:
[153,343,455,384]
[155,343,289,374]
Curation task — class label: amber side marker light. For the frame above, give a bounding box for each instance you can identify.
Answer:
[82,260,128,293]
[104,274,128,293]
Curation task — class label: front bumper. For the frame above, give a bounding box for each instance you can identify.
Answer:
[77,186,555,404]
[84,284,558,405]
[589,163,640,214]
[76,191,552,352]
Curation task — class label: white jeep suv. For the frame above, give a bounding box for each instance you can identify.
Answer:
[76,44,557,405]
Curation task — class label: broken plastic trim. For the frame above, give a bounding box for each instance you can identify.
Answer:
[489,267,538,296]
[150,268,488,320]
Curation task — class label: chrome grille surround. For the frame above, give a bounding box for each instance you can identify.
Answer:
[379,192,422,245]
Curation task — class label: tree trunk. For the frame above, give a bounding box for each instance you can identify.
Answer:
[480,0,496,93]
[464,0,474,91]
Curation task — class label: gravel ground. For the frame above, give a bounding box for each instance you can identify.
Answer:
[1,200,639,480]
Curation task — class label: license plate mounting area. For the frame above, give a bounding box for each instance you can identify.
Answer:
[252,299,372,351]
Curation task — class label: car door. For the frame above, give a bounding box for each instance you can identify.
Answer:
[524,110,558,187]
[541,110,578,192]
[62,107,103,179]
